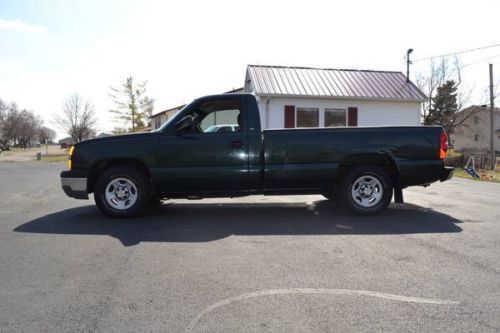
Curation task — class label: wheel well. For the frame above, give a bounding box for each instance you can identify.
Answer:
[87,159,151,193]
[337,153,399,185]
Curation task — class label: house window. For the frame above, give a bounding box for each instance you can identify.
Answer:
[474,134,479,141]
[296,107,319,127]
[474,116,479,125]
[325,108,347,127]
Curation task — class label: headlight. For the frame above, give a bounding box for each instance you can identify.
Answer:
[68,146,75,170]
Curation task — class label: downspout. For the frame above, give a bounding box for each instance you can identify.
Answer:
[265,98,270,129]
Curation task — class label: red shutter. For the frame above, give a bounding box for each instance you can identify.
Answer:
[348,107,358,126]
[284,105,295,128]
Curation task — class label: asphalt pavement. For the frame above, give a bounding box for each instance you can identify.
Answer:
[0,162,499,332]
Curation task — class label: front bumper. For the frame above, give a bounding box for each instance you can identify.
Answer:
[60,170,89,199]
[440,166,454,182]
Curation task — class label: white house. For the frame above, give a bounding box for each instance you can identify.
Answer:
[151,65,426,130]
[243,65,426,129]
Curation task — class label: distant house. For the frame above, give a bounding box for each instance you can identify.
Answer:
[151,105,185,131]
[450,105,500,153]
[151,65,427,130]
[58,137,75,148]
[96,132,113,138]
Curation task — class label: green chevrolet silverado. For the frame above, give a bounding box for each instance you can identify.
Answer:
[60,93,453,217]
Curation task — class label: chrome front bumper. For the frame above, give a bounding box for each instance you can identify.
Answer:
[61,174,88,199]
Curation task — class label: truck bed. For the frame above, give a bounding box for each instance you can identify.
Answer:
[261,126,444,191]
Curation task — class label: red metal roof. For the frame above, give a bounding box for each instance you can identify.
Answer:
[246,65,427,102]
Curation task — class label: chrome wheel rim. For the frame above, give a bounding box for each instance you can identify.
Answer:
[104,177,138,210]
[350,175,383,208]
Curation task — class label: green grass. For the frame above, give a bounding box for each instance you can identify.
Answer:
[40,154,69,162]
[446,149,462,158]
[453,168,500,183]
[446,149,500,183]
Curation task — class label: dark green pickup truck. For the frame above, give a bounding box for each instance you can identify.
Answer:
[61,93,453,217]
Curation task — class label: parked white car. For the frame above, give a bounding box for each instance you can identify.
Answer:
[204,124,240,133]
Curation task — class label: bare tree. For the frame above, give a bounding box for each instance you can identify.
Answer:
[54,94,97,143]
[38,126,56,144]
[0,102,20,144]
[0,98,6,143]
[17,110,43,146]
[0,102,43,146]
[416,56,476,132]
[0,98,6,123]
[109,76,155,131]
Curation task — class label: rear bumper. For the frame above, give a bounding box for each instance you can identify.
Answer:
[440,166,454,182]
[60,170,89,199]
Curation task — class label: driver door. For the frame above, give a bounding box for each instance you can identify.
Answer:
[157,97,249,195]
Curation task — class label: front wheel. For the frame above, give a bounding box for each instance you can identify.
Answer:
[94,166,151,218]
[340,166,393,215]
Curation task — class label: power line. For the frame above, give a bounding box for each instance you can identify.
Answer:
[413,42,500,62]
[463,54,500,68]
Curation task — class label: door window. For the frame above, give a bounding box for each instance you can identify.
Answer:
[190,99,242,134]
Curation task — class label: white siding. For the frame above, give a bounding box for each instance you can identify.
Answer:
[257,96,421,129]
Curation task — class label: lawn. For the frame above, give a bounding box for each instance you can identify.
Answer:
[40,154,69,162]
[446,149,500,183]
[453,168,500,183]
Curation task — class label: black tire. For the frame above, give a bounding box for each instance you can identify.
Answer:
[340,166,393,215]
[94,166,151,218]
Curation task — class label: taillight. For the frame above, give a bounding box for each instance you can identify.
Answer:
[439,130,448,160]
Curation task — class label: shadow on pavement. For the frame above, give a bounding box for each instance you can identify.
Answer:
[14,200,462,246]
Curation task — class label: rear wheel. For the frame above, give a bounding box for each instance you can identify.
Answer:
[340,166,393,215]
[94,166,151,218]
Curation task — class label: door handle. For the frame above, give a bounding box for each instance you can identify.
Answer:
[230,140,244,149]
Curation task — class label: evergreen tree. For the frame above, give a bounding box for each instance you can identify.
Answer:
[424,80,458,133]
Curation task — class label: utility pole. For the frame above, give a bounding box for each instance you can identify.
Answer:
[489,63,495,170]
[406,49,413,82]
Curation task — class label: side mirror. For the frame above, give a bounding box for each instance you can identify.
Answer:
[174,115,194,135]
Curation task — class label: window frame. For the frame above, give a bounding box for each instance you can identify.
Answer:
[324,108,347,127]
[178,98,244,136]
[295,107,320,128]
[293,106,349,128]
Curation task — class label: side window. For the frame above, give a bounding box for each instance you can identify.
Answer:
[296,107,319,127]
[191,99,242,134]
[325,108,346,127]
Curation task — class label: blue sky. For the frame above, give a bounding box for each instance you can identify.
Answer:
[1,0,500,138]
